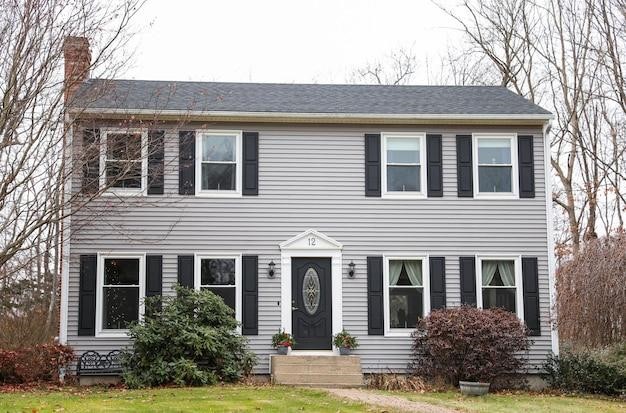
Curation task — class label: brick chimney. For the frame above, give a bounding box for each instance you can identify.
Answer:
[63,36,91,104]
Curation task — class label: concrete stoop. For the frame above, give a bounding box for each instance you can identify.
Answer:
[271,355,364,388]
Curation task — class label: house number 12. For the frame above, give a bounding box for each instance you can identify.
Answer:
[308,237,317,246]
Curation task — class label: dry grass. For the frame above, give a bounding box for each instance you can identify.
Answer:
[366,372,436,392]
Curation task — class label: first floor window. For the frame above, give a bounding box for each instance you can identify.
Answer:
[199,257,236,311]
[480,259,517,313]
[388,259,424,329]
[102,257,141,330]
[384,134,424,195]
[198,131,241,194]
[103,131,146,190]
[476,136,515,194]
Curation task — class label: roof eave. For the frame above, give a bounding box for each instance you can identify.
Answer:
[67,107,553,125]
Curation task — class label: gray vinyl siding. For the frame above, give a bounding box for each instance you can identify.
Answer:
[67,122,552,374]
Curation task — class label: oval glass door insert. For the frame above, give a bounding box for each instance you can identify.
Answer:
[302,267,321,315]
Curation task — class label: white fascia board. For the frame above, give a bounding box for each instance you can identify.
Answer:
[69,107,554,123]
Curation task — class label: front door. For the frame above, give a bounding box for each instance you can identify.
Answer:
[291,257,332,350]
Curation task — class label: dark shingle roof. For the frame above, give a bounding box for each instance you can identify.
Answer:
[71,79,551,116]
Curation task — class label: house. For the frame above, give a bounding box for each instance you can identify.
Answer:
[60,37,557,385]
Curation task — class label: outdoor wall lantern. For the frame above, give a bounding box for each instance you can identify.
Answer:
[268,260,276,278]
[348,261,356,278]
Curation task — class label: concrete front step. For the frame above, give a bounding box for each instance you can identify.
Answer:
[271,355,364,387]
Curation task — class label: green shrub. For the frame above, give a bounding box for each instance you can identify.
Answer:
[122,286,256,388]
[543,344,626,396]
[410,306,530,385]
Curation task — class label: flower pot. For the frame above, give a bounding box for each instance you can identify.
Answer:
[459,381,490,396]
[339,347,351,355]
[276,346,289,355]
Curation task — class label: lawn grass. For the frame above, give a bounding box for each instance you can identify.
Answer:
[390,390,625,413]
[0,385,375,413]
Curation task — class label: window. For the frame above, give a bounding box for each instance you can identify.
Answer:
[477,257,523,317]
[100,130,147,193]
[384,257,430,335]
[195,255,241,320]
[382,134,426,197]
[196,131,242,196]
[97,254,145,337]
[474,134,518,196]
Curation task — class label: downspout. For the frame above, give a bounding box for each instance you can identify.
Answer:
[543,120,559,355]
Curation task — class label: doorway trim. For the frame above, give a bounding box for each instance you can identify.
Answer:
[279,229,343,352]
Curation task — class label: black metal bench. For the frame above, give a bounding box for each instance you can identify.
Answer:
[77,350,123,376]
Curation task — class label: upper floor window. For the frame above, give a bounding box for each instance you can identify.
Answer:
[195,255,241,320]
[196,130,242,196]
[97,254,145,337]
[100,129,147,194]
[382,133,426,198]
[476,257,523,317]
[474,134,518,197]
[384,257,430,336]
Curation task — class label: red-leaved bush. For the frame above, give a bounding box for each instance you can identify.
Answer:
[410,306,530,385]
[0,343,74,384]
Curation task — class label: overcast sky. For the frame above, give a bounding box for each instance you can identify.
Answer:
[123,0,462,84]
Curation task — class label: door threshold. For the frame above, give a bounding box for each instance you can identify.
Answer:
[289,350,336,356]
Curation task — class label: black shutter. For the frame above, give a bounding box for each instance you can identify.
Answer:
[518,135,535,198]
[242,132,259,196]
[429,257,446,310]
[145,255,163,317]
[522,257,541,336]
[365,134,381,197]
[177,255,194,288]
[146,255,163,297]
[427,134,443,197]
[367,256,384,335]
[82,129,100,194]
[241,255,258,335]
[178,131,195,195]
[78,254,97,336]
[456,135,473,197]
[459,256,477,306]
[147,131,165,195]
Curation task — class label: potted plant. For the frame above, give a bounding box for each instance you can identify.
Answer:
[333,329,359,355]
[271,330,295,355]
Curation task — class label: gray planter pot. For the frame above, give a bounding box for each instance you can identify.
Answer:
[276,346,289,355]
[339,347,351,355]
[459,381,490,396]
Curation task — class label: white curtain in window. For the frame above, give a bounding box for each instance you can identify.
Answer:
[481,261,498,286]
[497,261,516,286]
[389,261,403,285]
[404,260,422,286]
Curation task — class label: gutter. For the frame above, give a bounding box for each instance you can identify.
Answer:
[68,108,554,125]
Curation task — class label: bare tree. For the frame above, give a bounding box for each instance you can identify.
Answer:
[556,232,626,348]
[0,0,145,341]
[349,47,418,85]
[435,0,626,256]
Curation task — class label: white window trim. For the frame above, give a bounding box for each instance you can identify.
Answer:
[95,253,146,338]
[195,130,243,198]
[472,133,519,199]
[381,132,427,199]
[194,254,242,327]
[99,128,148,196]
[475,254,524,320]
[383,255,430,337]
